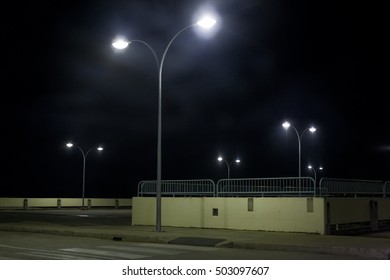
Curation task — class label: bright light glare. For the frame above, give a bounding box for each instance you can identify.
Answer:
[235,159,241,163]
[197,16,216,28]
[97,147,103,151]
[309,127,316,133]
[218,156,223,161]
[319,167,324,170]
[112,39,129,50]
[66,143,73,148]
[308,165,313,169]
[282,121,291,129]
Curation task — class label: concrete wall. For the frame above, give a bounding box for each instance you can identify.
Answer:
[0,198,25,208]
[378,198,390,220]
[132,197,326,234]
[326,198,370,224]
[326,198,390,224]
[60,198,83,207]
[0,198,132,209]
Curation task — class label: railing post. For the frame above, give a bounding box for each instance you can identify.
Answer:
[23,198,28,210]
[325,202,331,235]
[370,200,379,231]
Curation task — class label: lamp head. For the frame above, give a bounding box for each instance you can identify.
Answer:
[112,38,130,50]
[309,126,317,133]
[217,156,223,162]
[282,121,291,129]
[66,143,73,148]
[197,16,216,28]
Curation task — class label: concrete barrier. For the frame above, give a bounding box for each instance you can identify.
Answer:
[0,198,132,209]
[325,198,390,233]
[0,198,25,208]
[132,197,326,234]
[132,196,390,235]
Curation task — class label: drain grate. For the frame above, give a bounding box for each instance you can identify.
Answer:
[168,237,225,247]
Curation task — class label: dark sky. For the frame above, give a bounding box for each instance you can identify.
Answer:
[2,0,388,198]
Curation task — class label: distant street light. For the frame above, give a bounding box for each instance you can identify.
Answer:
[218,156,240,179]
[307,165,323,191]
[112,15,217,232]
[66,143,103,209]
[282,121,316,179]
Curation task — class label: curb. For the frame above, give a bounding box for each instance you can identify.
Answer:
[219,241,389,259]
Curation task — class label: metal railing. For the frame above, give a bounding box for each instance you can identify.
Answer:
[137,179,216,197]
[137,178,389,198]
[319,178,385,197]
[216,177,316,197]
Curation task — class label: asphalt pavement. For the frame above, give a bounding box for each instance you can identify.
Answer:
[0,208,390,259]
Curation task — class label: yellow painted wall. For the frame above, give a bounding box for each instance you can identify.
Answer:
[27,198,59,207]
[90,198,116,207]
[132,197,156,225]
[0,198,25,207]
[0,198,132,208]
[117,199,132,207]
[60,198,83,207]
[132,197,326,234]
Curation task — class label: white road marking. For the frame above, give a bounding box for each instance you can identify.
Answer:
[61,248,148,259]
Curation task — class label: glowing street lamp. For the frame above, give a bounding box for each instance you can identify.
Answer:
[66,143,103,209]
[308,165,323,195]
[218,156,240,179]
[112,15,217,232]
[307,164,324,186]
[282,121,316,195]
[282,121,316,179]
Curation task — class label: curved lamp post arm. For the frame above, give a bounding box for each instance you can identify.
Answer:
[85,147,96,159]
[74,146,86,159]
[224,160,231,179]
[289,125,301,178]
[300,128,311,141]
[159,24,195,79]
[130,40,160,73]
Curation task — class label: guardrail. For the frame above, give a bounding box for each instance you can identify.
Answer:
[137,178,390,198]
[137,177,317,197]
[216,177,316,197]
[319,178,385,197]
[137,179,216,197]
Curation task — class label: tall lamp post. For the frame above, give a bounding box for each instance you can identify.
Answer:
[112,16,217,232]
[66,143,103,209]
[218,156,240,179]
[282,121,316,195]
[282,121,316,178]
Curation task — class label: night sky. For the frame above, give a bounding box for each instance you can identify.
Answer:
[2,0,388,198]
